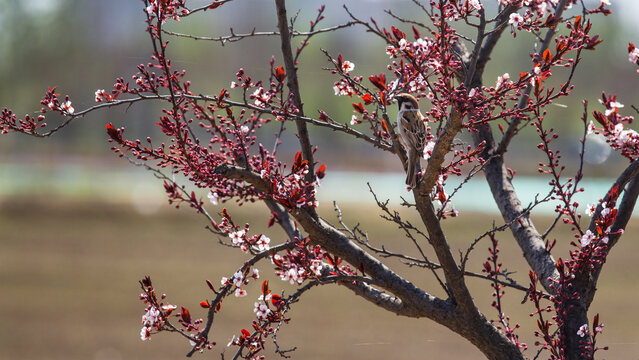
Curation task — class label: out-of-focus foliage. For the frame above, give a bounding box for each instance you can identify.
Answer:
[0,0,637,172]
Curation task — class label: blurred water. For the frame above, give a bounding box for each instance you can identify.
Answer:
[319,171,618,216]
[0,163,623,216]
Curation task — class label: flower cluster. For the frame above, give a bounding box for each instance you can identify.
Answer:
[589,93,637,160]
[138,276,213,351]
[629,42,639,70]
[272,238,328,285]
[227,281,287,358]
[144,0,190,23]
[221,267,260,297]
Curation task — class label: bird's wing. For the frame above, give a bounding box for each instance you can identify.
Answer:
[403,112,426,152]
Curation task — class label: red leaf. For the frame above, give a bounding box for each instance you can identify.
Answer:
[592,110,608,128]
[268,211,279,227]
[105,123,123,143]
[391,26,405,41]
[361,93,374,105]
[271,294,282,306]
[352,102,365,114]
[292,151,308,172]
[241,328,251,338]
[181,307,192,324]
[381,119,389,134]
[325,254,341,266]
[262,280,270,296]
[274,66,286,82]
[316,163,327,179]
[368,74,387,91]
[543,49,552,64]
[200,300,211,308]
[206,279,215,291]
[412,25,421,39]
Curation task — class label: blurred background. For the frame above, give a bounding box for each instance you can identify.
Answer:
[1,0,639,359]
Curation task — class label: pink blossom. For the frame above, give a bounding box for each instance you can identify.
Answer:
[604,101,624,116]
[309,259,323,276]
[413,38,430,50]
[423,140,436,161]
[468,0,482,11]
[95,89,108,102]
[254,235,270,251]
[495,73,510,89]
[232,271,244,287]
[341,60,355,73]
[161,304,177,312]
[140,327,151,341]
[509,13,524,27]
[333,79,355,96]
[577,324,589,337]
[398,38,408,50]
[229,229,246,246]
[253,302,271,320]
[207,191,219,205]
[585,203,596,216]
[580,230,596,247]
[234,288,247,297]
[252,87,271,107]
[630,48,639,63]
[60,101,74,114]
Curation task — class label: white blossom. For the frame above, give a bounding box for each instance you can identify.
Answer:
[577,324,589,337]
[207,191,219,205]
[496,73,510,89]
[468,0,482,11]
[509,13,524,27]
[341,60,355,73]
[585,203,596,216]
[580,230,596,247]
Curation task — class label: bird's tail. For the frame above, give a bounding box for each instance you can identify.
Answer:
[405,149,421,188]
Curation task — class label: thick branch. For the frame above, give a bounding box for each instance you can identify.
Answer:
[214,163,454,323]
[465,6,559,293]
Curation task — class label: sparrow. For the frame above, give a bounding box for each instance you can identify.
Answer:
[395,93,426,188]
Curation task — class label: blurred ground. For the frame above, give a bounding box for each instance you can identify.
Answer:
[1,197,638,360]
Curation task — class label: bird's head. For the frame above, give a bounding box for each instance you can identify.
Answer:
[394,93,420,112]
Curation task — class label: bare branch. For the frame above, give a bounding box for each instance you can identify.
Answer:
[275,0,316,188]
[161,22,358,45]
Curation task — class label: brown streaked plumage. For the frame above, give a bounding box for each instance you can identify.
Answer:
[395,93,426,188]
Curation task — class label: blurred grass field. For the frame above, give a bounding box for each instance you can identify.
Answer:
[1,197,638,360]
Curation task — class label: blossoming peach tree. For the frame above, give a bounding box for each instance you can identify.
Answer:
[2,0,639,359]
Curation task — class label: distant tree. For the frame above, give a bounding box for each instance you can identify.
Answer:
[2,0,639,359]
